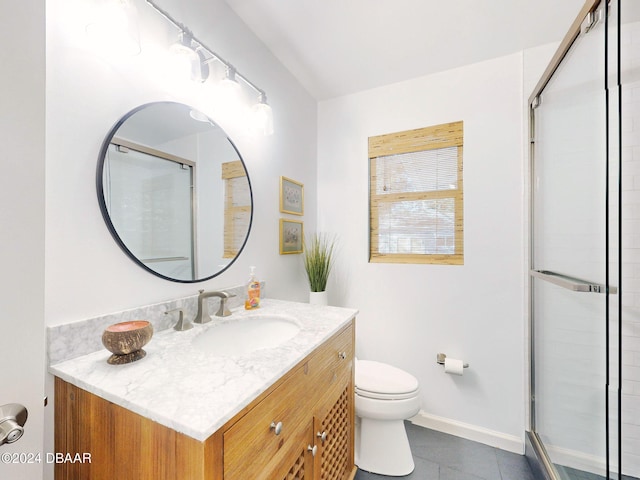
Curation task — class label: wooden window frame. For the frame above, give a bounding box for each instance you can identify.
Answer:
[222,160,250,259]
[368,121,464,265]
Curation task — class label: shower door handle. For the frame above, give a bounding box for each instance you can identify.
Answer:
[140,256,189,263]
[530,270,616,294]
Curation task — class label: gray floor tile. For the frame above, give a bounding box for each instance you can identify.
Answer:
[407,424,501,479]
[355,423,535,480]
[439,466,492,480]
[355,455,439,479]
[354,469,379,480]
[499,461,536,480]
[355,423,639,480]
[496,448,536,480]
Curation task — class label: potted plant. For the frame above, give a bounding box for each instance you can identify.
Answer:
[303,233,336,305]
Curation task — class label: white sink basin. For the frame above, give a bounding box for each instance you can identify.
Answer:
[192,314,301,356]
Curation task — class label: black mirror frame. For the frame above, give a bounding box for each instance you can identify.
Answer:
[96,101,253,283]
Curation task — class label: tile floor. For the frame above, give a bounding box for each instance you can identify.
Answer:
[354,422,536,480]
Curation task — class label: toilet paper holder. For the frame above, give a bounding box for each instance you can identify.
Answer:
[436,353,469,369]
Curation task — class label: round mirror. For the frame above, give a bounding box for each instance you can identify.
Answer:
[96,102,253,283]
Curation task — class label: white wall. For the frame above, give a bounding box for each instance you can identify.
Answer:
[318,52,534,446]
[0,1,46,479]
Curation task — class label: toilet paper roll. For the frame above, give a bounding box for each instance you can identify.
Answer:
[444,357,464,376]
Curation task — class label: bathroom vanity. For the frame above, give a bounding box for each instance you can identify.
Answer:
[50,300,357,480]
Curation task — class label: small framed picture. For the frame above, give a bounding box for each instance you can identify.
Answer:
[279,219,303,255]
[280,176,304,216]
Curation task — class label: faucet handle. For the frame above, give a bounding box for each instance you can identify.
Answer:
[215,294,236,317]
[165,308,193,332]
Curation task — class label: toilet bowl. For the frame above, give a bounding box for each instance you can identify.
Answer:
[355,359,420,476]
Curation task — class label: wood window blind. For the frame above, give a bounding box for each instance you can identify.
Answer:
[222,160,250,259]
[369,121,464,265]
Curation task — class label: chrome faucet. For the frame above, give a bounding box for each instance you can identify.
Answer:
[194,290,235,324]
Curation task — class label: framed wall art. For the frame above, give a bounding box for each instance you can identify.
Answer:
[279,218,303,254]
[279,176,304,215]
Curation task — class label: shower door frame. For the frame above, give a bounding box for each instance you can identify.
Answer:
[526,0,621,479]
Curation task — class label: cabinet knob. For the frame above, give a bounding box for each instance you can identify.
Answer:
[307,444,318,457]
[317,430,327,443]
[338,351,347,360]
[270,421,283,435]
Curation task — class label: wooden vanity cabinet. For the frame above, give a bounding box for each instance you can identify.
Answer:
[55,321,355,480]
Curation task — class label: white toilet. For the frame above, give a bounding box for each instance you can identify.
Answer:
[354,359,420,476]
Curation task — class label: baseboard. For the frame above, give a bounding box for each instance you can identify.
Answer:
[410,411,524,455]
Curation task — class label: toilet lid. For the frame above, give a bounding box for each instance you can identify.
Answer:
[355,360,419,398]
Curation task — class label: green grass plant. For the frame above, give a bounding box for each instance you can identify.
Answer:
[303,233,336,292]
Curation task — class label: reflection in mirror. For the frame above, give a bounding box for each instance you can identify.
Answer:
[97,102,252,282]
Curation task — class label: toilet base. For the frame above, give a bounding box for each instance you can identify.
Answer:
[355,416,415,476]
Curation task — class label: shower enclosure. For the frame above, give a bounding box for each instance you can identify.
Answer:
[528,1,640,479]
[103,142,196,280]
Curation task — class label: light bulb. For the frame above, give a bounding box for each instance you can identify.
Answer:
[169,44,198,81]
[219,66,242,99]
[169,34,208,82]
[212,66,244,123]
[250,97,274,136]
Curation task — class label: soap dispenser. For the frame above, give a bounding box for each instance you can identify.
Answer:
[245,266,260,310]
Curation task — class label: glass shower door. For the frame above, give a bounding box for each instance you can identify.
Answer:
[530,3,617,478]
[103,144,196,281]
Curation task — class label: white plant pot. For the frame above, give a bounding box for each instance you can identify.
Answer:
[309,291,328,306]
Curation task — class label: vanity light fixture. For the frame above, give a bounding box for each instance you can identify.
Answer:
[169,31,209,83]
[145,0,274,135]
[251,92,274,136]
[220,66,241,93]
[214,65,244,119]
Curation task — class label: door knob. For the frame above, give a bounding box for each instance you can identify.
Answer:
[0,404,28,446]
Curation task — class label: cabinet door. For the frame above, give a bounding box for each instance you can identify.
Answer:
[270,421,316,480]
[313,382,354,480]
[223,365,311,480]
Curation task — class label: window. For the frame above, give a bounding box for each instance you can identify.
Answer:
[222,160,251,258]
[368,121,464,265]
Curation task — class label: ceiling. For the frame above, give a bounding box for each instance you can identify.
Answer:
[224,0,586,100]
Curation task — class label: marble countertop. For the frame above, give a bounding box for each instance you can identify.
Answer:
[49,299,358,442]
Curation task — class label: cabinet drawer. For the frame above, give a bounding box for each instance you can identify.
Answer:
[308,324,354,394]
[223,364,311,480]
